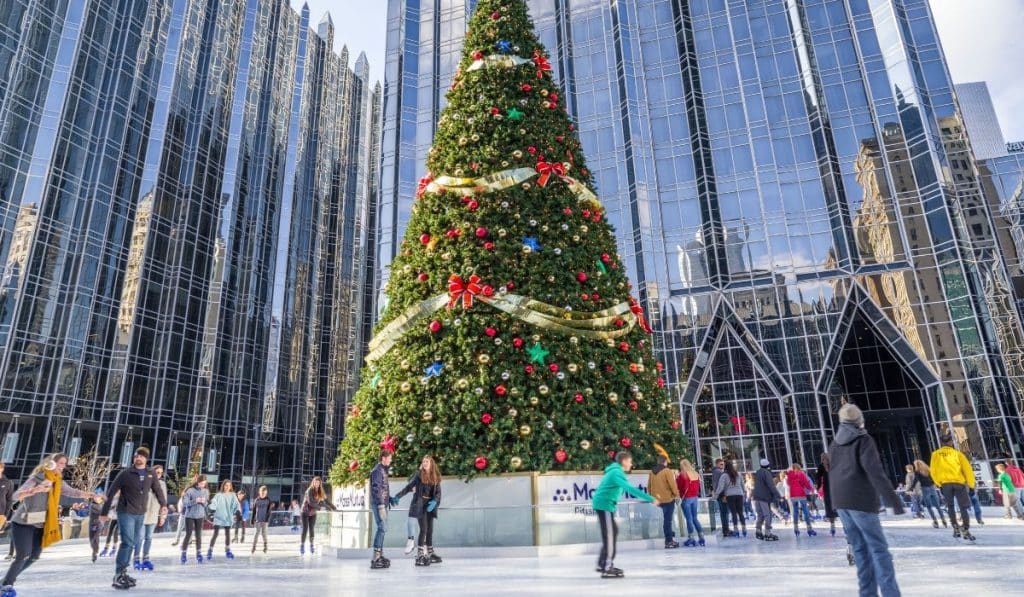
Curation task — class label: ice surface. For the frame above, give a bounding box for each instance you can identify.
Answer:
[10,510,1023,596]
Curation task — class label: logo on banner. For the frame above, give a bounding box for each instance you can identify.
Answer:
[551,480,649,502]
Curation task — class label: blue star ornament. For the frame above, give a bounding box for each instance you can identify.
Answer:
[496,40,513,54]
[424,362,444,378]
[523,237,542,252]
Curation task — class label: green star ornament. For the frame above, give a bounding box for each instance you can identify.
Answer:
[527,342,550,364]
[507,107,525,121]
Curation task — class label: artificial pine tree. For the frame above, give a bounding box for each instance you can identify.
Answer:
[330,0,687,484]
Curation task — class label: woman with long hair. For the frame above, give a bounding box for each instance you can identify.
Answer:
[396,456,443,565]
[179,475,210,564]
[300,476,336,555]
[912,460,947,528]
[712,461,747,537]
[675,459,706,546]
[816,453,838,536]
[207,480,239,560]
[1,453,94,596]
[787,463,817,536]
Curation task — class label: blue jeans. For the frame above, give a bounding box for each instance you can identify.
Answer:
[133,523,155,560]
[920,486,943,522]
[791,498,813,529]
[659,502,675,543]
[838,509,901,597]
[116,513,144,574]
[682,497,704,537]
[371,505,388,550]
[969,492,983,523]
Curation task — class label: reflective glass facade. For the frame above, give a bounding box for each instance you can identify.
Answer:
[379,0,1024,481]
[0,0,379,497]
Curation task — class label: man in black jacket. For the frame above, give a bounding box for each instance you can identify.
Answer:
[100,447,167,591]
[829,404,904,597]
[752,459,781,541]
[369,450,394,569]
[709,458,729,536]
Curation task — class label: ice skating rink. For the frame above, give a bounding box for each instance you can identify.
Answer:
[15,513,1024,596]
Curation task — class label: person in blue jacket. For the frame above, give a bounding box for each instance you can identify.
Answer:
[592,451,657,579]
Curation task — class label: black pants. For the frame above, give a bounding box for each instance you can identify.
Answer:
[104,520,119,547]
[596,509,618,571]
[181,518,203,554]
[726,495,745,530]
[659,502,675,543]
[210,525,231,551]
[2,523,42,586]
[416,514,434,547]
[941,483,971,531]
[89,525,101,556]
[717,497,730,533]
[301,513,317,546]
[233,518,246,542]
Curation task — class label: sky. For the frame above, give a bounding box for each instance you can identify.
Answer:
[296,0,1024,142]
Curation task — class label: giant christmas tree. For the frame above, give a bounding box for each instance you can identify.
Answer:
[331,0,687,484]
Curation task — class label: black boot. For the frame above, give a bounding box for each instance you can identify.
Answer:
[112,573,132,590]
[415,547,431,567]
[428,547,442,564]
[371,549,390,569]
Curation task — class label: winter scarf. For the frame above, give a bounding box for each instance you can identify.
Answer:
[41,469,63,549]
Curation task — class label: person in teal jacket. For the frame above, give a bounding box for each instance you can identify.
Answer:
[593,451,657,578]
[207,480,240,560]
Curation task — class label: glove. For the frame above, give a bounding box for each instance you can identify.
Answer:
[389,496,400,507]
[426,500,437,513]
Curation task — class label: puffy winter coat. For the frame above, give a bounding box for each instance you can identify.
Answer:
[786,470,814,499]
[929,446,975,489]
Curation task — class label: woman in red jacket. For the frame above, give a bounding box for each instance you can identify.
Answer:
[675,460,706,547]
[787,463,817,536]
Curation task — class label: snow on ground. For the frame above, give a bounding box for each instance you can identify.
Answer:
[12,511,1024,596]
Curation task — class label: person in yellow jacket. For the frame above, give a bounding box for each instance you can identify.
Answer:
[648,455,681,548]
[929,432,976,541]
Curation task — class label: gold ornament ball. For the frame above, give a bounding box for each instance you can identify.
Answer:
[442,252,452,261]
[478,353,491,365]
[458,137,468,146]
[572,235,580,242]
[509,387,521,396]
[513,150,523,159]
[547,275,556,283]
[498,229,508,237]
[521,182,532,190]
[454,169,464,176]
[522,245,532,254]
[608,392,619,403]
[432,425,443,436]
[400,382,412,392]
[519,128,527,135]
[471,134,480,141]
[605,338,616,348]
[510,457,523,469]
[519,425,532,436]
[541,89,549,96]
[531,335,541,342]
[617,282,625,289]
[639,422,647,431]
[569,336,579,345]
[580,440,591,450]
[402,264,412,273]
[541,225,549,232]
[529,396,539,405]
[567,363,579,373]
[538,385,550,395]
[509,408,518,417]
[422,411,434,421]
[400,359,410,370]
[501,161,510,168]
[584,387,594,396]
[457,378,469,389]
[580,225,589,233]
[542,101,551,109]
[635,392,644,400]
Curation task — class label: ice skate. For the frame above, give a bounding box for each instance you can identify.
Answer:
[196,553,204,564]
[755,531,764,540]
[962,529,976,542]
[404,538,415,555]
[664,540,680,549]
[263,545,268,553]
[741,528,747,537]
[310,545,315,555]
[807,528,818,536]
[830,526,836,537]
[794,528,800,536]
[99,548,108,558]
[0,585,15,597]
[698,535,707,547]
[225,549,235,560]
[764,533,779,541]
[415,547,431,567]
[370,550,390,569]
[92,553,97,563]
[601,567,625,579]
[180,552,187,565]
[112,573,132,591]
[941,518,948,528]
[206,548,213,561]
[953,525,962,539]
[683,537,696,547]
[133,559,142,571]
[932,520,939,529]
[428,548,442,564]
[251,545,256,554]
[142,559,153,571]
[300,544,305,555]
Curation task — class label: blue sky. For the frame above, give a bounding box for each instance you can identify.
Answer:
[298,0,1024,141]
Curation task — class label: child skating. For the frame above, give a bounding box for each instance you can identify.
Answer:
[88,492,106,562]
[250,485,272,554]
[207,480,240,560]
[592,451,656,578]
[179,475,210,564]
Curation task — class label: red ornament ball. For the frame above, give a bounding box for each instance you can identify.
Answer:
[581,293,590,301]
[490,11,500,20]
[574,393,584,403]
[576,272,587,283]
[475,226,488,238]
[495,385,507,396]
[628,400,639,411]
[671,420,680,430]
[549,363,559,373]
[512,337,524,348]
[592,293,600,301]
[506,282,516,291]
[417,272,429,283]
[521,84,532,92]
[475,456,488,470]
[527,146,537,154]
[524,365,535,374]
[554,449,568,464]
[467,200,479,211]
[620,437,632,448]
[472,50,484,60]
[419,233,431,245]
[618,342,630,352]
[485,327,497,337]
[562,207,573,215]
[429,320,442,333]
[657,378,666,388]
[582,209,591,218]
[481,413,493,425]
[484,241,495,251]
[601,253,611,263]
[482,284,495,297]
[490,106,500,115]
[348,460,359,472]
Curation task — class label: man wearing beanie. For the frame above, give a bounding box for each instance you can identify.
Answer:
[829,403,904,597]
[752,458,781,540]
[928,431,976,540]
[101,447,167,590]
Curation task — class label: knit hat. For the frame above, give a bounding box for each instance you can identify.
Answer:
[838,403,864,428]
[759,458,770,468]
[134,446,150,459]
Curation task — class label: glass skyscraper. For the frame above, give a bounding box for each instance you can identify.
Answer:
[0,0,379,497]
[378,0,1024,480]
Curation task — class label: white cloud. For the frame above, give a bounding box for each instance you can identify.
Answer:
[930,0,1024,141]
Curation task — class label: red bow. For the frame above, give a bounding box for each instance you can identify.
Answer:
[448,274,483,309]
[536,160,565,187]
[629,297,653,334]
[730,416,748,434]
[380,435,397,453]
[533,50,551,78]
[416,173,433,199]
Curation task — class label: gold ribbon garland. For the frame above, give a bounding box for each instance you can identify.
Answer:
[365,293,636,365]
[466,55,534,72]
[425,167,602,211]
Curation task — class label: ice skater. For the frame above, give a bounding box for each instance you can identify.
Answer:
[829,403,905,597]
[904,464,923,519]
[709,458,729,536]
[290,500,301,532]
[300,476,337,555]
[207,480,240,560]
[178,475,210,564]
[776,472,791,521]
[787,463,817,536]
[816,453,838,536]
[233,490,249,544]
[910,460,946,528]
[713,460,746,537]
[370,449,395,569]
[930,432,977,541]
[995,463,1024,519]
[752,458,781,541]
[172,474,197,547]
[395,456,443,566]
[250,485,272,554]
[100,496,119,557]
[647,454,680,548]
[675,459,705,546]
[88,492,106,562]
[133,464,167,572]
[592,451,656,578]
